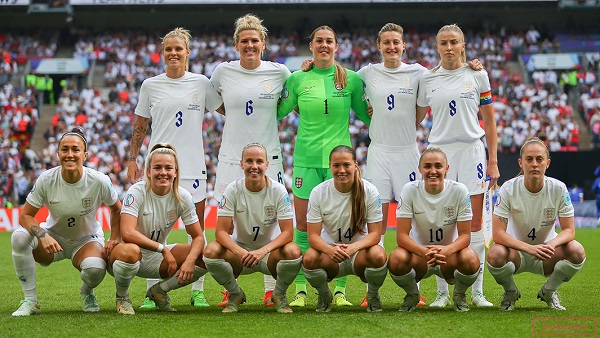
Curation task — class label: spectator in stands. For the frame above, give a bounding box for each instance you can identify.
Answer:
[593,165,600,226]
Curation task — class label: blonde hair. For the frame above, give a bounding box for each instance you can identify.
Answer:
[517,137,550,176]
[161,27,191,71]
[329,145,366,237]
[145,143,183,206]
[233,14,268,56]
[310,26,347,89]
[431,24,466,73]
[241,142,270,187]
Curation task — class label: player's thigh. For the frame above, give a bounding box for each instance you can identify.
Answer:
[292,167,330,199]
[214,162,243,202]
[180,178,207,203]
[266,162,285,185]
[436,141,486,195]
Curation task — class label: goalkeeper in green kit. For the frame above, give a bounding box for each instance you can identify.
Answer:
[277,25,371,307]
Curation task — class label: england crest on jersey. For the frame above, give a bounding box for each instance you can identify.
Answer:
[265,206,275,219]
[82,198,92,209]
[444,206,456,219]
[544,208,554,221]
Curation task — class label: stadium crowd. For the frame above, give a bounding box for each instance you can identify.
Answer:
[0,27,597,207]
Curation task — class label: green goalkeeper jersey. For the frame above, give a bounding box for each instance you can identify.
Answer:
[277,65,370,168]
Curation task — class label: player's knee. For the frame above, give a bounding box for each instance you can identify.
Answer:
[486,244,509,267]
[283,242,302,259]
[202,241,221,259]
[368,246,387,267]
[111,243,141,263]
[11,228,35,253]
[565,240,586,264]
[388,247,410,274]
[459,248,480,274]
[80,257,107,288]
[301,248,319,269]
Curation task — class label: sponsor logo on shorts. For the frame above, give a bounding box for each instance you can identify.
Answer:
[295,177,303,189]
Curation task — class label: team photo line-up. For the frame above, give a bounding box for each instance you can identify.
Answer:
[10,15,586,316]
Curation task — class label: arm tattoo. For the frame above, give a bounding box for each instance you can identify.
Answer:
[129,117,149,159]
[499,217,508,225]
[31,226,46,238]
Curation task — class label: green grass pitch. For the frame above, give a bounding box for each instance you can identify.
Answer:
[1,229,598,337]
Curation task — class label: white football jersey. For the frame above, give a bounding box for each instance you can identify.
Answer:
[307,179,382,244]
[396,179,472,246]
[217,177,293,250]
[135,72,222,179]
[358,62,427,146]
[417,66,492,144]
[494,176,574,245]
[211,61,290,164]
[27,166,118,240]
[121,181,199,244]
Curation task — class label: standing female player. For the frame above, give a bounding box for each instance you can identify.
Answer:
[278,26,371,307]
[211,14,290,307]
[203,143,301,314]
[356,23,482,308]
[302,145,387,312]
[416,24,497,307]
[388,147,480,312]
[110,143,208,314]
[128,27,222,308]
[487,138,586,311]
[11,128,122,316]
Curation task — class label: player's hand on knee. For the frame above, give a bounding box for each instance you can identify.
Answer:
[177,261,195,284]
[530,244,555,261]
[162,248,178,276]
[40,235,63,255]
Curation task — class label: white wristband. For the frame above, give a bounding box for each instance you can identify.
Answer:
[156,243,164,253]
